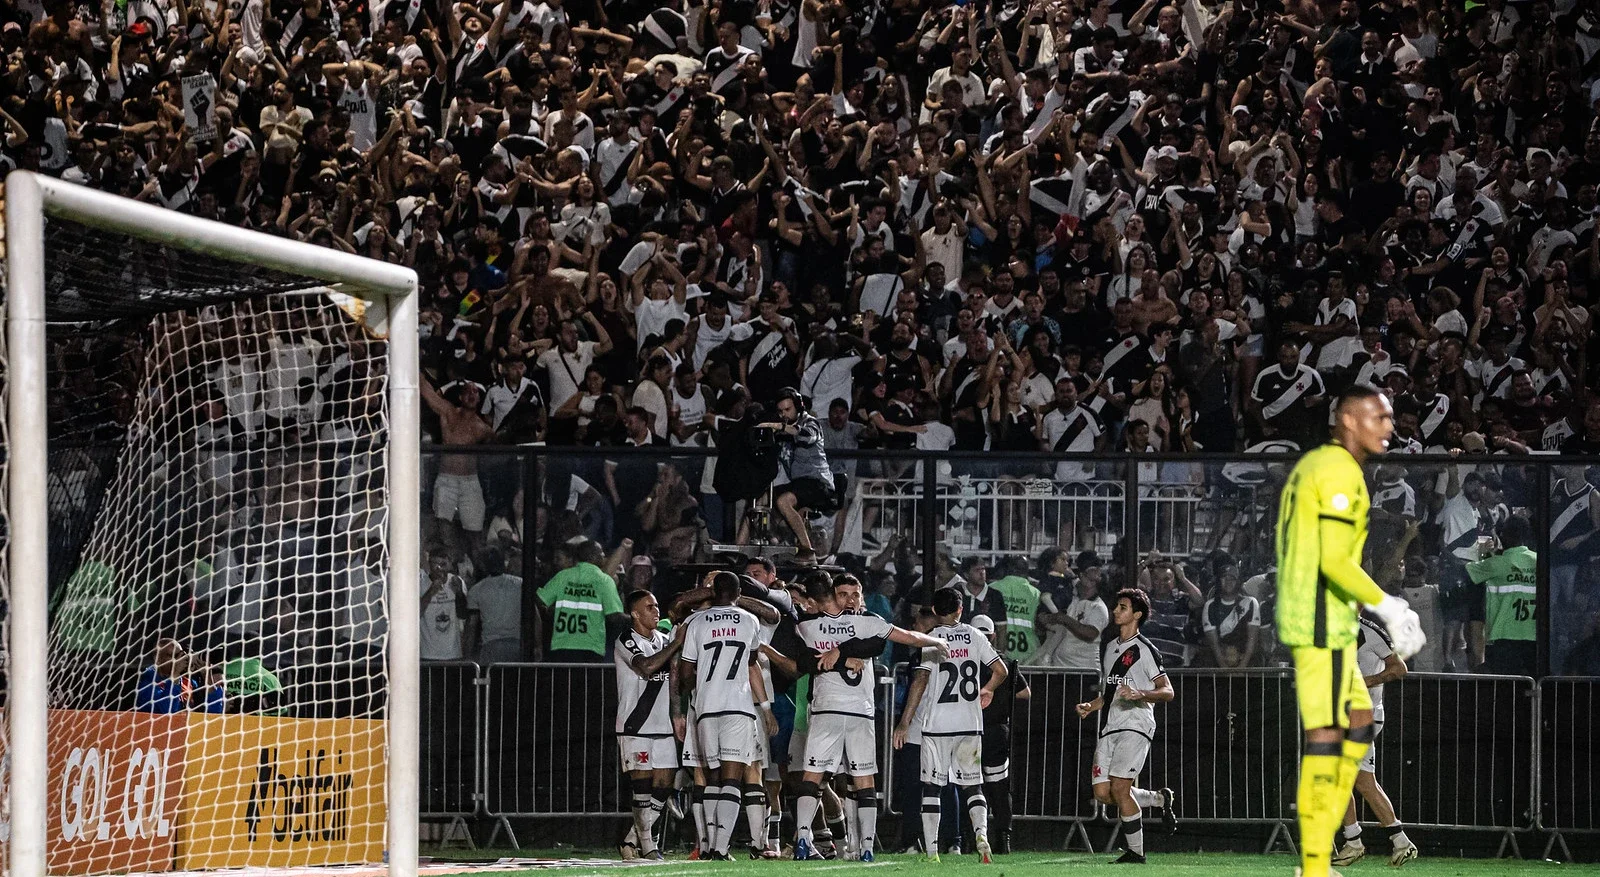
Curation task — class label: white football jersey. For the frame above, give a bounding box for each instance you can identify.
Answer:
[918,622,1001,737]
[681,605,764,718]
[615,628,674,737]
[797,612,893,718]
[1357,617,1395,722]
[1099,633,1167,737]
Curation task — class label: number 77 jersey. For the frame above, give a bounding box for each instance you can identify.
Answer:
[920,622,1000,736]
[681,605,765,718]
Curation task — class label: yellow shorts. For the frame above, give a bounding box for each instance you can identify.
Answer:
[1292,644,1373,730]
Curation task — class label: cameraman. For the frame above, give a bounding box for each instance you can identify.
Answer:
[759,388,834,564]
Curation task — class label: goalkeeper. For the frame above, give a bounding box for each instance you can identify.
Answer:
[1274,386,1425,877]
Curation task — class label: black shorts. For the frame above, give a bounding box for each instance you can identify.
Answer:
[780,476,835,512]
[981,723,1011,769]
[1439,565,1485,624]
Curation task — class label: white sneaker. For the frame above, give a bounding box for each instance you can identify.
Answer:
[1332,839,1366,866]
[1389,843,1419,867]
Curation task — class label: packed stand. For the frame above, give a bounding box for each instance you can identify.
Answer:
[8,0,1600,671]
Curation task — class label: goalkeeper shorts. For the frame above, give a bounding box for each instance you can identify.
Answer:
[1292,644,1373,731]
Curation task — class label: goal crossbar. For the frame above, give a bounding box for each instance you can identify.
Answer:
[3,169,421,877]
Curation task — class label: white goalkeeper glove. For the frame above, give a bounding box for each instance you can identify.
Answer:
[1370,595,1426,661]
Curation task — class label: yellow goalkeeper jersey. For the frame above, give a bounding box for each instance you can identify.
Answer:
[1274,443,1370,649]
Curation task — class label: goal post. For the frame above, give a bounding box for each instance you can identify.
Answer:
[3,170,419,877]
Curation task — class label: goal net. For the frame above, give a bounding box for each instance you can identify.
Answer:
[2,172,419,877]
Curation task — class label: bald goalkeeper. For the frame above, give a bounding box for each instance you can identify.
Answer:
[1274,386,1425,877]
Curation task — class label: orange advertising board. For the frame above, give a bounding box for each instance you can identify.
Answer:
[175,713,387,869]
[0,710,189,874]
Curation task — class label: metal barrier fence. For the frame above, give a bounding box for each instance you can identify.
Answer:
[418,662,1594,857]
[1536,677,1600,859]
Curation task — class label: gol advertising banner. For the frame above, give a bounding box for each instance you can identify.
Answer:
[0,710,189,874]
[176,714,386,869]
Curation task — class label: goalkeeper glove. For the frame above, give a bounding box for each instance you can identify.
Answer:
[1370,594,1426,660]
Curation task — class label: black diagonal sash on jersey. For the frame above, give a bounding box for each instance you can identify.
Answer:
[602,142,637,195]
[622,677,666,735]
[1483,361,1515,397]
[1053,408,1092,452]
[1260,369,1313,420]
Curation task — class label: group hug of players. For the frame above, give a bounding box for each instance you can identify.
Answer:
[612,390,1434,874]
[611,562,1183,863]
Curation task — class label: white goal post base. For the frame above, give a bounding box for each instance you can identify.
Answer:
[3,170,420,877]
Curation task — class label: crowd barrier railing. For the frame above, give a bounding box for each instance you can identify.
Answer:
[1535,676,1600,860]
[419,661,482,847]
[418,662,1559,857]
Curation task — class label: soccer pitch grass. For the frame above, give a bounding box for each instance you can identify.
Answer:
[439,851,1577,877]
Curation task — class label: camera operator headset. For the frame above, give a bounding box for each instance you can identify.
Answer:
[757,387,837,564]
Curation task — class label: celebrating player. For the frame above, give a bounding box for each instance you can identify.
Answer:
[1075,588,1177,864]
[892,588,1008,863]
[674,572,776,860]
[1274,386,1426,877]
[794,572,949,861]
[614,591,685,859]
[1333,616,1417,867]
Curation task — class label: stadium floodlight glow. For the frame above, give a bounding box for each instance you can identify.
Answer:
[3,170,419,877]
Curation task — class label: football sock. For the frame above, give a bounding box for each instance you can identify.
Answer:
[1131,787,1163,809]
[743,784,768,851]
[722,783,747,853]
[1335,739,1371,827]
[1343,822,1363,842]
[1297,746,1344,877]
[1121,813,1144,856]
[921,783,943,855]
[854,786,878,854]
[642,787,670,854]
[795,781,820,843]
[963,788,989,843]
[842,796,859,851]
[629,779,654,854]
[985,776,1012,834]
[1384,822,1412,849]
[767,807,783,850]
[691,785,708,852]
[825,814,849,851]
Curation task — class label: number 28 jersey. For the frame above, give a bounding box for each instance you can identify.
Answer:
[919,622,1000,737]
[681,606,764,718]
[797,611,892,719]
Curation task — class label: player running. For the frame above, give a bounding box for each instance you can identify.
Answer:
[1333,616,1417,867]
[674,572,776,860]
[892,588,1008,863]
[794,572,949,862]
[1076,588,1178,864]
[614,591,685,859]
[1275,386,1426,877]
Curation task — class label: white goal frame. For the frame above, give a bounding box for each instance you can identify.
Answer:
[3,170,421,877]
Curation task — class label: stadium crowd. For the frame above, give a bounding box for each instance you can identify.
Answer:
[13,0,1600,677]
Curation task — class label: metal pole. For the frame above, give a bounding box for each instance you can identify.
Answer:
[5,169,50,877]
[387,285,422,877]
[1534,463,1550,678]
[921,453,937,587]
[1122,461,1139,586]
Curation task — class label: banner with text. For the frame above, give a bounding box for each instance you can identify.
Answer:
[0,710,188,874]
[176,714,387,869]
